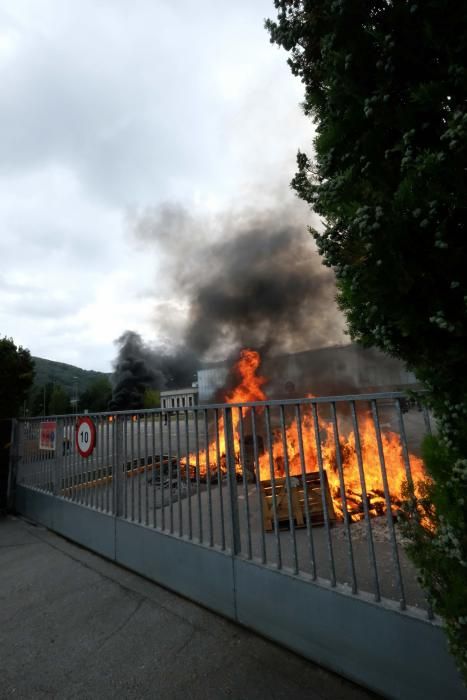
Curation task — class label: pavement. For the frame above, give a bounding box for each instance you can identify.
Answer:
[0,515,379,700]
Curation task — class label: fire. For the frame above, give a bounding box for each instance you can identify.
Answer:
[190,349,266,471]
[183,349,427,523]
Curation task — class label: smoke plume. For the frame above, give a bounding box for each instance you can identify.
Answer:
[110,201,346,408]
[110,330,198,410]
[137,202,345,356]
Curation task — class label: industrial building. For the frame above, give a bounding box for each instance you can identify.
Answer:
[196,344,417,404]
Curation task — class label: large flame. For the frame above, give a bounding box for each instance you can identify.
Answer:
[184,349,426,521]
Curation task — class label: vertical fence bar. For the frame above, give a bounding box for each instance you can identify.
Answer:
[7,419,19,510]
[238,407,252,559]
[295,404,317,580]
[215,409,225,550]
[371,400,406,609]
[204,410,214,547]
[264,406,282,569]
[106,416,110,513]
[123,416,128,519]
[74,418,79,499]
[152,413,156,528]
[251,408,266,564]
[350,401,381,602]
[184,410,193,540]
[92,417,97,508]
[176,411,183,537]
[70,418,76,502]
[144,414,149,525]
[279,405,299,575]
[67,417,73,499]
[87,417,92,506]
[195,410,203,543]
[137,415,142,524]
[61,417,68,498]
[311,403,337,586]
[330,402,357,593]
[113,416,124,517]
[396,399,416,491]
[224,407,241,555]
[396,399,434,619]
[129,416,135,521]
[97,417,103,510]
[53,418,64,498]
[159,411,165,531]
[167,413,174,534]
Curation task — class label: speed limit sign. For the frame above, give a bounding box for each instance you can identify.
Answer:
[76,416,96,458]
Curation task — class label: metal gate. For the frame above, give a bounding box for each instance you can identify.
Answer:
[9,393,464,699]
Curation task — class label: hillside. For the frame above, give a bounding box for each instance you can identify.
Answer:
[32,356,110,394]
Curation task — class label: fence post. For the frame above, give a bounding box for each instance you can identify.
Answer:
[113,416,124,517]
[53,418,64,496]
[224,407,241,555]
[6,419,19,512]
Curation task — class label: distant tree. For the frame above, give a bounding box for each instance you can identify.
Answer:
[48,386,71,415]
[267,0,467,680]
[143,388,160,409]
[80,377,113,413]
[0,337,35,419]
[29,381,54,416]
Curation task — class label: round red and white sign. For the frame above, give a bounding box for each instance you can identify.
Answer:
[76,416,96,458]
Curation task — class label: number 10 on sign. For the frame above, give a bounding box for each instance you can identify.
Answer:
[76,416,96,458]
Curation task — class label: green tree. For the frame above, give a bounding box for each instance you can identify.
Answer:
[80,377,113,412]
[48,385,71,415]
[267,0,467,679]
[29,382,54,416]
[143,388,160,409]
[0,337,35,419]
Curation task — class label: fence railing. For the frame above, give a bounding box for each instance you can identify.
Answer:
[15,392,433,615]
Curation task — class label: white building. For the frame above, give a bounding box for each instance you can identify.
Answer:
[160,387,198,410]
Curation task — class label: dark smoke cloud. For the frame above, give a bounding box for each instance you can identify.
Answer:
[135,202,345,358]
[111,202,346,408]
[110,330,198,410]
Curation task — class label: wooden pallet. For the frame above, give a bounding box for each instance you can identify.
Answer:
[261,471,336,532]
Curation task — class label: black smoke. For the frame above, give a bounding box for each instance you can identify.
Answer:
[110,331,198,410]
[110,203,346,408]
[137,203,344,356]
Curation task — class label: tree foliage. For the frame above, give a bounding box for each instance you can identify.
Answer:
[143,388,160,409]
[80,377,113,413]
[0,337,35,419]
[48,386,71,416]
[266,0,467,680]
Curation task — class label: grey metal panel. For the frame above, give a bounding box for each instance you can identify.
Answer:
[16,485,54,529]
[53,498,115,560]
[233,558,465,700]
[115,519,236,619]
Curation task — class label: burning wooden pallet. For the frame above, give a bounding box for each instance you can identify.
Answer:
[261,471,336,532]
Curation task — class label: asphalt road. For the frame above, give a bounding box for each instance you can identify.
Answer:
[0,515,379,700]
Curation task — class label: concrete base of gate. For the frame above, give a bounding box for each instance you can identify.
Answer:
[115,519,236,619]
[14,486,465,700]
[233,558,464,700]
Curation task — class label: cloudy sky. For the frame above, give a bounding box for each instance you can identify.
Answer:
[0,0,343,371]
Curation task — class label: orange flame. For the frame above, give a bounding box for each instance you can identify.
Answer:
[184,349,427,521]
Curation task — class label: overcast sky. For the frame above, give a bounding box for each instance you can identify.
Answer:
[0,0,342,371]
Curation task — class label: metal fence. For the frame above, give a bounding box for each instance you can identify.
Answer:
[15,392,434,613]
[12,392,466,700]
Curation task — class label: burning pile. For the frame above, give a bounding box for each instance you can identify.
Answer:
[183,349,426,523]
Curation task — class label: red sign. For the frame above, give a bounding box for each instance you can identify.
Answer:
[76,416,96,458]
[39,421,57,450]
